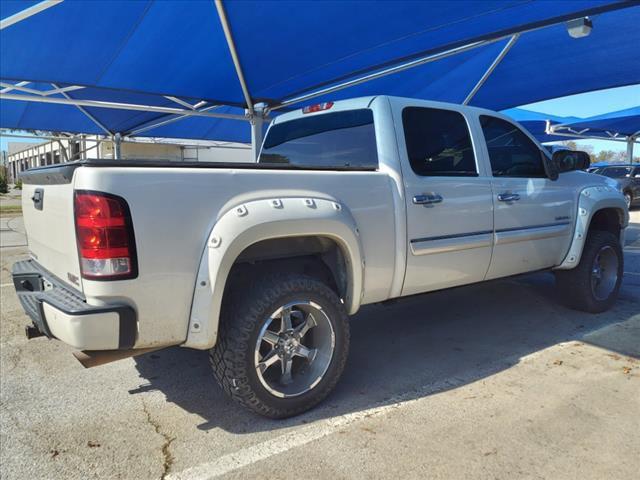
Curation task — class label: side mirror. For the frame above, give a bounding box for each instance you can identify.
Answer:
[552,150,591,173]
[542,150,558,181]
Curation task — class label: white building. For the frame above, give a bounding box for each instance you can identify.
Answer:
[5,135,252,182]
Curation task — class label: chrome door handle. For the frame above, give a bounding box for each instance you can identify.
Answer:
[497,192,520,202]
[413,193,443,205]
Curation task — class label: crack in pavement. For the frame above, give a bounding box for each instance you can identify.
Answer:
[141,400,175,480]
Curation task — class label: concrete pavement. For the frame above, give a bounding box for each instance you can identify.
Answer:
[1,211,638,480]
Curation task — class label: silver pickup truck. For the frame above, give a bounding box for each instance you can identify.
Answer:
[13,96,628,418]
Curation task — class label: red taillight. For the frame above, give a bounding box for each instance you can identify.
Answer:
[74,191,137,280]
[302,102,334,114]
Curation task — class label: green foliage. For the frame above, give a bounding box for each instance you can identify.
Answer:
[0,166,8,194]
[14,179,22,190]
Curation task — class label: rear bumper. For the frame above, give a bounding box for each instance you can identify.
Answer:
[12,260,137,350]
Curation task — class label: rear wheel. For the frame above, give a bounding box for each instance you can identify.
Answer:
[623,191,632,209]
[555,230,623,313]
[210,273,349,418]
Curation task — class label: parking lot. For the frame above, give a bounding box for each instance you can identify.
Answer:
[1,204,638,480]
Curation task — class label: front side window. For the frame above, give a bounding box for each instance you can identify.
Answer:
[259,109,377,169]
[480,115,546,178]
[402,107,477,176]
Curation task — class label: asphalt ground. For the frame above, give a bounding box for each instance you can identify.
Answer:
[1,208,638,480]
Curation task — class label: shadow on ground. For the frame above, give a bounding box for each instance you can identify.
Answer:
[131,266,639,435]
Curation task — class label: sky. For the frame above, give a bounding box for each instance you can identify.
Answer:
[1,85,639,154]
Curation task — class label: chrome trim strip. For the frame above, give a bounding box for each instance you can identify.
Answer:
[494,222,571,246]
[411,232,492,256]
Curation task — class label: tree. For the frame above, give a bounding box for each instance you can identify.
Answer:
[560,141,578,150]
[0,166,8,194]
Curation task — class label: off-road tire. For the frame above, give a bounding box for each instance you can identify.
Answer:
[210,273,350,418]
[555,230,623,313]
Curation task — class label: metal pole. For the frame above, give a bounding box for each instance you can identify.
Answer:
[0,0,63,30]
[114,133,122,160]
[250,103,266,161]
[127,104,222,136]
[628,138,635,163]
[215,0,255,114]
[272,39,496,110]
[51,83,112,135]
[463,34,519,105]
[0,92,249,121]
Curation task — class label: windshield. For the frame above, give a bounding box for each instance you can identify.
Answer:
[601,166,632,178]
[259,109,378,169]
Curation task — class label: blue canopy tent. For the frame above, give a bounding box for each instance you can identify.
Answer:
[506,106,640,161]
[550,107,640,161]
[1,1,639,156]
[503,108,581,143]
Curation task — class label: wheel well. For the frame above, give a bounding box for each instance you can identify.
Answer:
[226,236,349,299]
[588,208,623,239]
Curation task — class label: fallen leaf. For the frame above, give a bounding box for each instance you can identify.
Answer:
[87,441,101,448]
[50,449,59,459]
[622,366,632,375]
[553,360,563,366]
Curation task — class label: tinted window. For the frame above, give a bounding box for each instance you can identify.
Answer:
[402,107,477,176]
[480,115,546,178]
[601,166,632,178]
[259,109,377,168]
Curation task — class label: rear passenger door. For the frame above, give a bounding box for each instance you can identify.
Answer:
[398,106,494,296]
[478,115,574,279]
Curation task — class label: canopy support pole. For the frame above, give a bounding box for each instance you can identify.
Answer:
[51,83,112,136]
[126,104,222,136]
[113,133,122,159]
[628,138,635,164]
[0,0,63,30]
[215,0,254,115]
[463,34,519,105]
[250,103,266,161]
[0,92,249,120]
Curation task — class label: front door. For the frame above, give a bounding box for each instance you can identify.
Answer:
[478,115,574,279]
[398,106,494,296]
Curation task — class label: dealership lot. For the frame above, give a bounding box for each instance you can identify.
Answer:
[1,209,638,480]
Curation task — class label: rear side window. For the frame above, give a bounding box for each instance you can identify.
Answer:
[260,109,377,168]
[402,107,477,177]
[480,115,546,178]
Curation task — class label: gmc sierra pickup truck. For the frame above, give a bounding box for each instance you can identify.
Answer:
[13,96,629,418]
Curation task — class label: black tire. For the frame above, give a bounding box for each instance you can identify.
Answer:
[210,272,350,418]
[555,230,623,313]
[623,191,632,209]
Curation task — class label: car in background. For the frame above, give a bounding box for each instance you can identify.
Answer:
[597,164,640,207]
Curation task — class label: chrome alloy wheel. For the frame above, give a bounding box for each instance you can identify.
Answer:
[254,301,335,398]
[590,245,619,301]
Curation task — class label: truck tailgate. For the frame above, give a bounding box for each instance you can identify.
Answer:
[21,171,83,290]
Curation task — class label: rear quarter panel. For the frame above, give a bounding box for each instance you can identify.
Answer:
[74,166,396,348]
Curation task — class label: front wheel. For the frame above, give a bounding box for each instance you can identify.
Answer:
[623,191,632,209]
[555,230,623,313]
[210,273,350,418]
